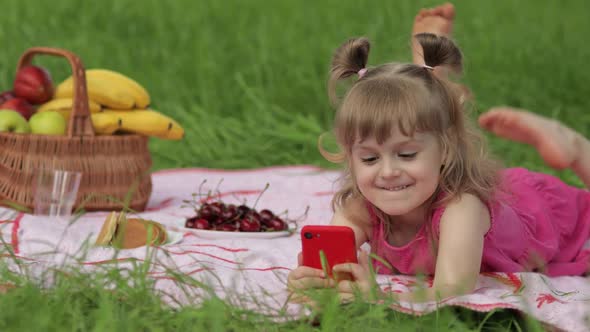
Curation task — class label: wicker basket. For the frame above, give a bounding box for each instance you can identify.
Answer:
[0,47,152,212]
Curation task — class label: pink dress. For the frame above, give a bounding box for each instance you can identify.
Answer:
[369,167,590,277]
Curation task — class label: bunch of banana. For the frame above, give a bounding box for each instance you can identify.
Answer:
[36,69,184,140]
[54,69,150,109]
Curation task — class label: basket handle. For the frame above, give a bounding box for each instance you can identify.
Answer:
[17,47,95,137]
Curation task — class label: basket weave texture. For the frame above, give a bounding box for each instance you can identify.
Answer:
[0,47,152,212]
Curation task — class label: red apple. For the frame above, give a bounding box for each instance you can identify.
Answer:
[0,97,35,120]
[13,65,54,104]
[0,91,15,105]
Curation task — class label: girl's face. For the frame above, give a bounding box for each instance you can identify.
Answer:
[350,127,444,219]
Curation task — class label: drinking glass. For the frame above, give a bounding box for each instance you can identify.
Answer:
[33,169,82,220]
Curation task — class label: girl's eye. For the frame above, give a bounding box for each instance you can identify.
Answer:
[398,152,417,159]
[361,156,378,164]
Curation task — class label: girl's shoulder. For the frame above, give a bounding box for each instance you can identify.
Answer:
[434,192,491,237]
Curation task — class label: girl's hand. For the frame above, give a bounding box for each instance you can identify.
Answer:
[287,266,335,291]
[287,252,336,303]
[332,251,381,302]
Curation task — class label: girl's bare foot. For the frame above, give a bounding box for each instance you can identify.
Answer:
[410,3,471,102]
[479,107,580,170]
[412,2,455,65]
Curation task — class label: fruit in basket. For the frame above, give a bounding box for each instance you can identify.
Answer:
[13,65,54,104]
[37,97,103,114]
[88,69,150,108]
[54,69,150,109]
[0,91,15,105]
[91,109,184,139]
[0,97,35,120]
[95,212,167,249]
[110,109,184,139]
[0,110,31,133]
[29,111,66,135]
[85,111,119,135]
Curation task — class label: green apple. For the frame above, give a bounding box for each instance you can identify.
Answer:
[0,109,31,133]
[29,111,67,135]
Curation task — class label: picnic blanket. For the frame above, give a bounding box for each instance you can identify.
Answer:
[1,166,589,332]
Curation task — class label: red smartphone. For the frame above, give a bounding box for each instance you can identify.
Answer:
[301,225,358,279]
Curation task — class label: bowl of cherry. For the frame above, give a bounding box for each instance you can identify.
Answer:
[185,201,289,233]
[179,182,304,239]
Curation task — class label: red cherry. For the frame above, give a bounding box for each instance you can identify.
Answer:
[209,203,222,217]
[216,223,238,232]
[267,217,287,231]
[210,216,225,225]
[194,218,210,230]
[247,210,261,223]
[211,201,225,211]
[226,204,238,218]
[259,209,274,224]
[220,208,237,221]
[199,205,215,221]
[237,205,250,217]
[185,219,195,228]
[239,217,261,232]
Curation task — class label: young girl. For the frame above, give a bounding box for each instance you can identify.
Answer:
[287,31,590,303]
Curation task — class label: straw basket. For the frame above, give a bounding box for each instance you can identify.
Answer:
[0,47,152,212]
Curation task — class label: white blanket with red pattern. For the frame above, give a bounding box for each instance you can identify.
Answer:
[1,166,589,332]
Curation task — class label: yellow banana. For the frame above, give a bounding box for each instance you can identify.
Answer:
[90,112,121,135]
[86,69,150,108]
[50,108,184,139]
[101,109,184,140]
[51,110,118,135]
[55,69,150,109]
[55,74,135,109]
[37,98,102,113]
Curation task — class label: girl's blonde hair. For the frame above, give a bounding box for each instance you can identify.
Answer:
[321,33,503,228]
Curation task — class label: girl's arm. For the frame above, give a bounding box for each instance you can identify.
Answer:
[428,193,490,298]
[334,193,490,303]
[329,196,371,250]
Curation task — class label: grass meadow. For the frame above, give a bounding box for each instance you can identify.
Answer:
[0,0,589,330]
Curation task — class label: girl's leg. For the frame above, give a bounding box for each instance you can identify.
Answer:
[411,3,455,65]
[479,107,590,188]
[411,3,472,101]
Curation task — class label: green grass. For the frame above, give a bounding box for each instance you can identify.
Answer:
[1,0,589,330]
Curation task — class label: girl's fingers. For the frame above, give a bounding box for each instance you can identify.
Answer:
[338,279,370,294]
[288,266,334,290]
[332,262,367,281]
[337,280,356,293]
[297,252,303,266]
[358,250,370,269]
[289,276,336,290]
[289,266,325,280]
[338,292,355,304]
